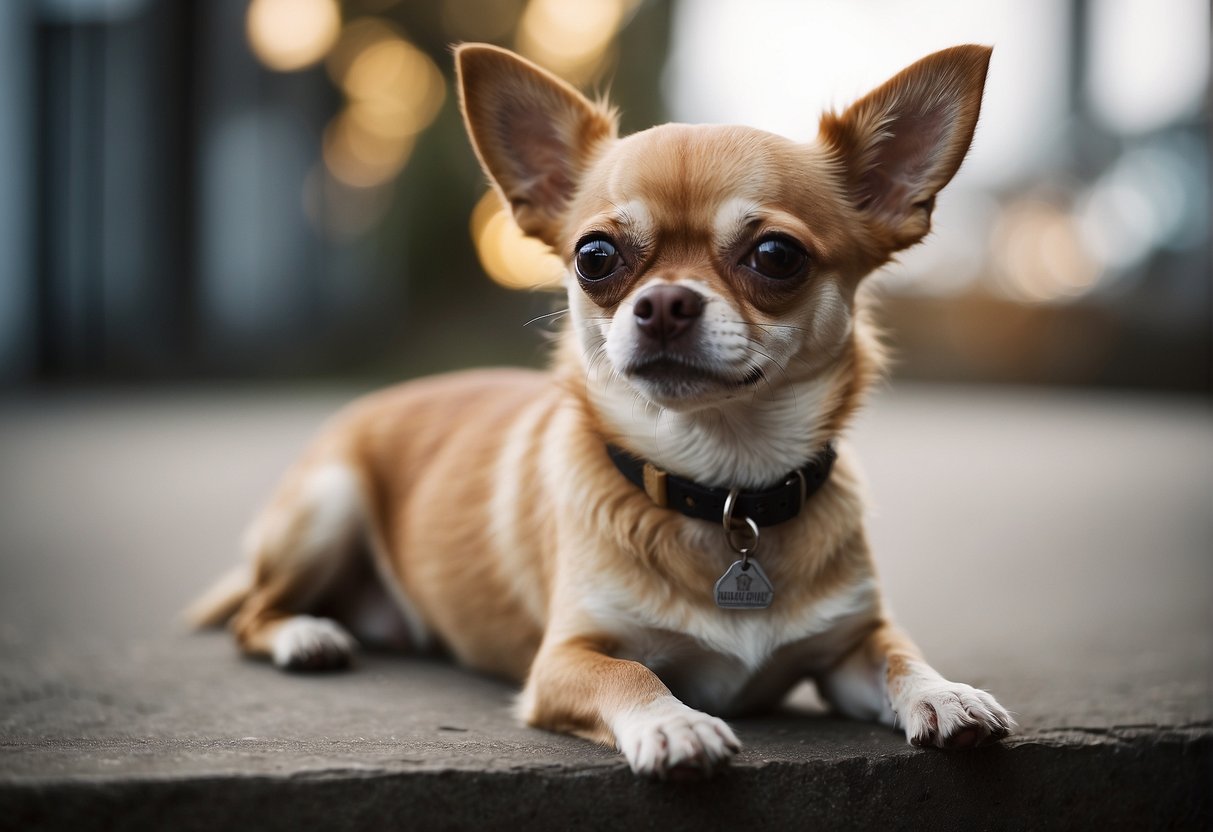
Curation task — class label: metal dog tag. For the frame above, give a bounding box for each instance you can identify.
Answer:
[714,559,773,609]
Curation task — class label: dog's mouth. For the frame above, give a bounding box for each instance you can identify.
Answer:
[625,356,765,392]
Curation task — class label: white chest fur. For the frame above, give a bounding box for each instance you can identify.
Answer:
[579,572,879,716]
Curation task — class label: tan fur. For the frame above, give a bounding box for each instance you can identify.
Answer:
[191,43,1011,777]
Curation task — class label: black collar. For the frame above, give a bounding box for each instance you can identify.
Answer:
[606,443,837,527]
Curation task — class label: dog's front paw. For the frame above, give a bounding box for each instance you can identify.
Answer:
[272,615,356,671]
[898,681,1014,749]
[613,696,740,779]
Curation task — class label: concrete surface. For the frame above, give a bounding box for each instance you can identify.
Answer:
[0,384,1210,830]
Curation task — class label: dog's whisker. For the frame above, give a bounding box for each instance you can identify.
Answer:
[726,319,814,335]
[736,333,816,376]
[630,389,648,425]
[583,344,610,390]
[743,351,798,409]
[522,308,570,328]
[653,405,666,452]
[745,347,788,382]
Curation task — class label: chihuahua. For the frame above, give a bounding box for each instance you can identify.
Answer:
[189,42,1012,778]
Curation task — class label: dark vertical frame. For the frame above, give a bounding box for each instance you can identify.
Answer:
[33,0,203,380]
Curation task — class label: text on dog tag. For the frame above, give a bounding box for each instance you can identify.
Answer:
[714,559,773,609]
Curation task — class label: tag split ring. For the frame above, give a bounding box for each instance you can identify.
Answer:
[722,488,760,562]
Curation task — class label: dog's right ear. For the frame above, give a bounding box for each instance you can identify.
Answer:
[456,44,617,249]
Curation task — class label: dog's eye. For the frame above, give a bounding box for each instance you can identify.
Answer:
[743,237,808,281]
[575,237,621,281]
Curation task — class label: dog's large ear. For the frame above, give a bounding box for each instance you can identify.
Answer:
[818,45,992,253]
[456,44,617,249]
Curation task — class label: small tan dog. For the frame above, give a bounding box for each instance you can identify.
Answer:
[190,42,1012,778]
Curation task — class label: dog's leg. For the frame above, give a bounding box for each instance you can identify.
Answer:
[519,636,740,778]
[817,622,1014,748]
[230,461,367,671]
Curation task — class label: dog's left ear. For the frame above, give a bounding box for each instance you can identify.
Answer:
[456,44,618,249]
[819,45,992,253]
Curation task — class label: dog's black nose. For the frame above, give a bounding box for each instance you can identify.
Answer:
[633,284,703,343]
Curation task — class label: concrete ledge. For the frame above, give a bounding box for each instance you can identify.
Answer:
[4,732,1209,832]
[1,636,1209,831]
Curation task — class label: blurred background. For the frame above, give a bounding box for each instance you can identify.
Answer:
[0,0,1207,389]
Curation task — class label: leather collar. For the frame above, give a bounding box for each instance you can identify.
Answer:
[606,443,837,527]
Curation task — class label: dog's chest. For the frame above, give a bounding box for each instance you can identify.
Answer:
[585,574,879,716]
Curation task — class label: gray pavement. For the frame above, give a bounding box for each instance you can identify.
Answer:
[0,383,1210,829]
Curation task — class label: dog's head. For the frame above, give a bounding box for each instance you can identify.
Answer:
[457,44,989,417]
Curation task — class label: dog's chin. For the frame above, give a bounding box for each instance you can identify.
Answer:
[622,357,765,410]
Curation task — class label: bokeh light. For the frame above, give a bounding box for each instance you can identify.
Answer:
[516,0,635,84]
[342,36,445,138]
[471,191,565,290]
[246,0,341,72]
[991,198,1100,304]
[322,108,416,189]
[317,18,445,191]
[325,17,398,83]
[441,0,524,42]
